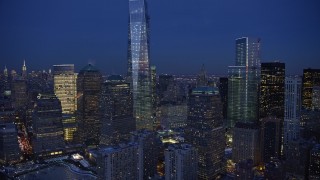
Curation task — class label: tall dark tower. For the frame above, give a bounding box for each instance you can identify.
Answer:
[259,62,285,161]
[100,75,135,145]
[76,64,102,146]
[127,0,153,130]
[185,87,225,179]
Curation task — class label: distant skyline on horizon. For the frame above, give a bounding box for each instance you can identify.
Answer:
[1,0,320,75]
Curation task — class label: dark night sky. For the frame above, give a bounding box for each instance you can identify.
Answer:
[0,0,320,75]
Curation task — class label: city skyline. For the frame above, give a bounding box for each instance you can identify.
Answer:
[1,0,320,75]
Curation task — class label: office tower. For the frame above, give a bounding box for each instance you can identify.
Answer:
[0,123,20,164]
[302,68,320,110]
[309,144,320,179]
[261,117,281,162]
[11,79,28,108]
[96,143,139,180]
[62,114,77,143]
[197,64,208,87]
[232,123,261,165]
[127,0,153,130]
[185,87,225,179]
[165,144,198,180]
[22,60,27,79]
[260,62,285,118]
[218,77,228,121]
[100,75,135,145]
[227,37,261,129]
[53,64,77,114]
[131,130,160,179]
[76,64,102,145]
[32,94,65,157]
[312,86,320,110]
[283,76,302,156]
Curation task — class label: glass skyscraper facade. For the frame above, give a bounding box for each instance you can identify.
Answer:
[127,0,152,130]
[185,87,225,179]
[227,37,261,128]
[100,75,135,145]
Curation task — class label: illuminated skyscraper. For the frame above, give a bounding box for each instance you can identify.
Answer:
[259,62,285,160]
[53,64,77,114]
[302,68,320,110]
[185,87,225,179]
[227,37,261,128]
[76,64,102,145]
[127,0,153,130]
[260,62,285,118]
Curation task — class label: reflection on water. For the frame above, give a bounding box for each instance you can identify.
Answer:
[18,164,96,180]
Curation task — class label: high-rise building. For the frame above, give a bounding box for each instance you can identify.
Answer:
[165,144,198,180]
[232,122,261,165]
[127,0,153,130]
[32,94,65,157]
[219,77,228,121]
[100,75,135,145]
[131,130,160,180]
[260,62,285,118]
[76,64,102,146]
[0,123,20,164]
[96,143,139,180]
[283,77,302,151]
[185,87,225,179]
[11,79,28,108]
[227,37,261,129]
[53,64,77,114]
[261,117,281,162]
[309,144,320,179]
[302,68,320,110]
[259,62,285,161]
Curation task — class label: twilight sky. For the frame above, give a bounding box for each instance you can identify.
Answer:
[0,0,320,75]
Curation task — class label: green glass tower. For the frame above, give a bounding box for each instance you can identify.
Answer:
[227,37,261,128]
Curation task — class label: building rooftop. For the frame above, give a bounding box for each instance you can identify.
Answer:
[79,64,99,73]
